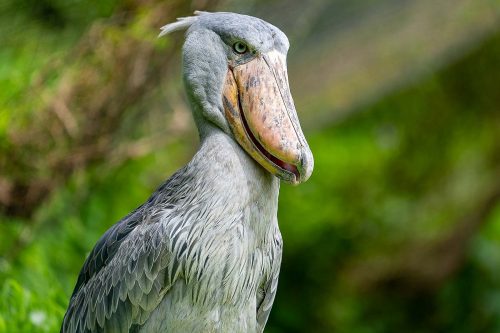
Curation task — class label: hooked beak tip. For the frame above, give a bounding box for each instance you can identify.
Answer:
[296,147,314,184]
[287,146,314,185]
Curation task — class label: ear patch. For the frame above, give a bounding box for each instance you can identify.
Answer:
[158,11,210,37]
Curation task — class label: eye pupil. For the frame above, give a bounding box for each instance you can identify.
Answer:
[233,42,247,54]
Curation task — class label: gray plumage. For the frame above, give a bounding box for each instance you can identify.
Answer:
[62,11,307,333]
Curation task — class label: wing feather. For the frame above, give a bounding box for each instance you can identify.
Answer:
[256,231,283,332]
[62,170,190,332]
[62,218,177,332]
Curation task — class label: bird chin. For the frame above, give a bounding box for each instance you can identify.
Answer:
[222,52,313,185]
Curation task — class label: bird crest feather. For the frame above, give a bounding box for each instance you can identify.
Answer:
[158,11,209,37]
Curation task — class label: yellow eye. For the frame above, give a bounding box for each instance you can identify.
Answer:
[233,41,248,54]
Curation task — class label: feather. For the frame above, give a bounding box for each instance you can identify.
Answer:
[128,281,143,305]
[158,16,198,37]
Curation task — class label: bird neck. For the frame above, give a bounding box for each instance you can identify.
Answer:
[187,125,280,227]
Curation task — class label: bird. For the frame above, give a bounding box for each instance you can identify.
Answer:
[61,11,313,333]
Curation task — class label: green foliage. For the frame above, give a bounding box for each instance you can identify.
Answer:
[0,0,120,130]
[271,32,500,332]
[0,276,65,332]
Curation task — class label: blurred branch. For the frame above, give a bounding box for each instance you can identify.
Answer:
[288,0,500,130]
[0,0,217,218]
[346,172,500,295]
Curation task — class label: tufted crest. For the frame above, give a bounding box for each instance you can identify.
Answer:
[158,11,210,37]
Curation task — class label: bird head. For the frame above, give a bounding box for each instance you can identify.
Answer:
[160,11,313,185]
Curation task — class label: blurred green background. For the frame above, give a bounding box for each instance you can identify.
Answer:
[1,0,500,332]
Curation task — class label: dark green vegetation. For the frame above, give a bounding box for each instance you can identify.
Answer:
[1,1,499,332]
[274,33,500,333]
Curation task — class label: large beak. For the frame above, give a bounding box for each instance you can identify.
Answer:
[223,50,314,185]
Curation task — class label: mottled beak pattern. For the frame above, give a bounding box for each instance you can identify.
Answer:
[223,50,314,184]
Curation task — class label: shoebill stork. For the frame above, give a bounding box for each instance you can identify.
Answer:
[62,11,313,333]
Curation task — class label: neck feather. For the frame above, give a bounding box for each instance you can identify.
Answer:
[187,127,280,213]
